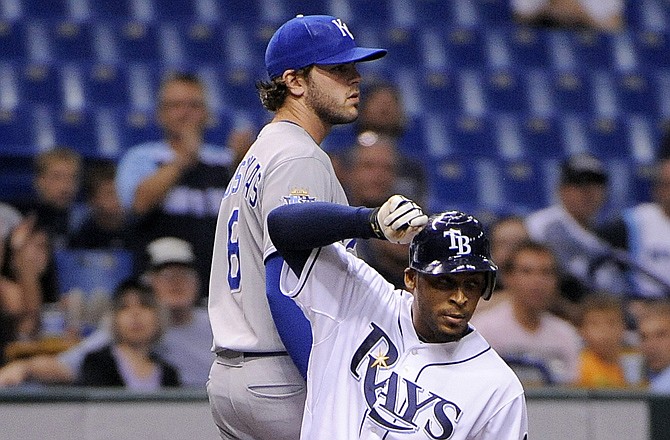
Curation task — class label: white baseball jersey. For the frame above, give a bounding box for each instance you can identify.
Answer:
[209,121,349,353]
[280,243,528,440]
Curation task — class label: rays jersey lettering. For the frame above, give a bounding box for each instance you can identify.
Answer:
[223,155,262,207]
[350,323,462,439]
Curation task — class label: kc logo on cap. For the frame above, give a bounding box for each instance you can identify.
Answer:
[265,14,387,79]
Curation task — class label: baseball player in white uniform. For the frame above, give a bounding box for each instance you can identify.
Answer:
[207,15,386,440]
[267,196,529,439]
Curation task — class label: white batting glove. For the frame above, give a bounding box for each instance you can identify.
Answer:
[371,195,428,244]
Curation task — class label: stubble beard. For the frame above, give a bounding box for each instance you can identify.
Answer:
[305,83,358,126]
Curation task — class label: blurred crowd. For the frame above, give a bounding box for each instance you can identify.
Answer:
[1,0,670,394]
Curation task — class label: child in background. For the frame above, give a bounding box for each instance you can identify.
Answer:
[79,279,179,389]
[575,293,637,388]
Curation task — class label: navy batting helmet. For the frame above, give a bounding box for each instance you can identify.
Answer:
[409,211,498,300]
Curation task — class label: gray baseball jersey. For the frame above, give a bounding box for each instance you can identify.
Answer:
[280,242,528,439]
[209,121,349,353]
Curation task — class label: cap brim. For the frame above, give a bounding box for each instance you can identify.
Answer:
[316,47,387,66]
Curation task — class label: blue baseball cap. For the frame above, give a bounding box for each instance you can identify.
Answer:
[265,15,387,79]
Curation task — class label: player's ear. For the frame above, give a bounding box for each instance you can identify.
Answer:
[282,69,307,97]
[404,268,417,292]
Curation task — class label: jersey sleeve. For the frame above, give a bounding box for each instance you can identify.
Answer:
[260,156,341,261]
[115,146,164,210]
[279,243,396,341]
[472,394,528,440]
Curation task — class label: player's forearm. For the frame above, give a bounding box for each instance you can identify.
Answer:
[268,202,378,252]
[131,161,188,214]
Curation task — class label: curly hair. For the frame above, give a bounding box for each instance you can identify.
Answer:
[256,66,313,112]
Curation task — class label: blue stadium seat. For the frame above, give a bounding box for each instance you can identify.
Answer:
[0,21,28,60]
[0,106,37,155]
[50,21,96,61]
[414,0,454,26]
[203,108,235,146]
[22,0,69,19]
[381,27,423,68]
[54,248,135,299]
[507,158,555,212]
[613,71,658,115]
[444,27,487,68]
[218,64,266,111]
[503,26,551,68]
[419,69,463,113]
[18,63,63,105]
[84,64,130,107]
[425,155,482,214]
[153,0,198,19]
[517,114,565,159]
[53,108,99,158]
[120,108,162,148]
[116,21,160,62]
[633,30,670,69]
[483,69,529,113]
[180,22,225,65]
[568,30,615,69]
[424,111,497,158]
[549,69,594,113]
[89,0,133,19]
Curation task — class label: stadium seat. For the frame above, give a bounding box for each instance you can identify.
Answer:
[0,21,28,60]
[53,108,99,158]
[381,27,423,68]
[84,64,130,107]
[568,30,615,69]
[496,158,556,213]
[425,155,482,214]
[89,0,133,19]
[424,111,497,158]
[633,30,670,69]
[116,21,161,62]
[444,27,487,68]
[483,69,529,113]
[50,21,96,61]
[517,114,565,159]
[613,70,658,115]
[503,26,551,68]
[549,69,594,113]
[0,106,37,155]
[419,69,463,113]
[18,63,63,106]
[22,0,69,19]
[180,22,225,65]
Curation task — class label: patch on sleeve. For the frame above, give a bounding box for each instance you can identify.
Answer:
[282,188,316,204]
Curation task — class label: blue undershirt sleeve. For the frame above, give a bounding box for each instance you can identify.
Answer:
[265,253,311,379]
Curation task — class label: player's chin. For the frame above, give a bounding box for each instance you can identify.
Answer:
[437,316,468,337]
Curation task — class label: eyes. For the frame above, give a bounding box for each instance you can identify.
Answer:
[425,274,487,295]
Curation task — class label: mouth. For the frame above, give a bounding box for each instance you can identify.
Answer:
[440,313,467,326]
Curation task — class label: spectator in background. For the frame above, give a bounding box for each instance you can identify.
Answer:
[68,161,135,250]
[20,146,84,250]
[471,240,582,386]
[575,293,633,388]
[638,300,670,393]
[0,236,213,388]
[354,81,426,203]
[340,131,424,289]
[79,279,179,389]
[525,153,622,304]
[0,203,22,243]
[115,72,234,299]
[476,215,530,314]
[597,157,670,299]
[511,0,624,31]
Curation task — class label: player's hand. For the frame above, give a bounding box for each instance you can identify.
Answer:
[373,195,428,244]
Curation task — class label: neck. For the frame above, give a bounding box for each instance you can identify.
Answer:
[170,307,193,326]
[511,300,541,331]
[273,105,331,144]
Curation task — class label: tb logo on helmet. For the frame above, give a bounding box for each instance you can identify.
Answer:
[445,229,472,256]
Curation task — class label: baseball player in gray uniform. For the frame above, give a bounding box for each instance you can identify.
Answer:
[267,196,529,439]
[207,15,386,440]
